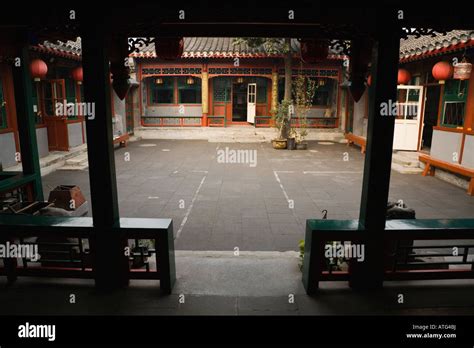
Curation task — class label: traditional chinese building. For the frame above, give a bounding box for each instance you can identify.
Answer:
[0,38,134,168]
[130,37,346,128]
[347,30,474,194]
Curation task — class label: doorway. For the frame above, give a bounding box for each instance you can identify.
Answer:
[393,85,423,151]
[232,82,247,122]
[420,84,440,151]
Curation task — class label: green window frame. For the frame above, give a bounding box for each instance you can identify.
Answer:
[0,78,8,129]
[441,79,468,128]
[178,77,201,104]
[65,78,78,119]
[248,77,267,104]
[149,77,174,104]
[213,77,231,102]
[42,80,65,117]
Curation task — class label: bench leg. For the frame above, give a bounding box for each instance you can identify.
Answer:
[468,178,474,196]
[422,163,431,176]
[361,145,366,154]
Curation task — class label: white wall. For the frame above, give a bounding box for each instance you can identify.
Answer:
[461,134,474,169]
[430,129,463,163]
[352,89,368,137]
[36,127,49,158]
[0,131,17,168]
[67,122,84,148]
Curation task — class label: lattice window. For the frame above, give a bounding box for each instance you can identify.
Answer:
[230,68,250,75]
[142,68,162,75]
[162,68,182,75]
[209,68,230,75]
[213,77,231,102]
[278,68,338,78]
[251,68,272,75]
[441,79,468,128]
[182,67,201,74]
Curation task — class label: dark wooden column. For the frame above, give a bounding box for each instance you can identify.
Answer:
[81,23,129,289]
[351,11,400,290]
[11,31,43,200]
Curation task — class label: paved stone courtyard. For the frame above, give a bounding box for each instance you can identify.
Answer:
[42,140,474,251]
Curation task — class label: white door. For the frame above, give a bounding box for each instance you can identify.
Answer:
[247,83,256,123]
[393,85,423,151]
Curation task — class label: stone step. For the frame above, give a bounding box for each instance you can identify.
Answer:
[59,164,89,171]
[64,153,89,166]
[391,162,423,174]
[392,153,421,168]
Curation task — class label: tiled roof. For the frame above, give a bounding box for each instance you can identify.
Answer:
[130,37,346,59]
[34,32,474,63]
[400,30,474,62]
[31,37,82,60]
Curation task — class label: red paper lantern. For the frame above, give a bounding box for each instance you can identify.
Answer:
[300,39,329,64]
[155,37,184,60]
[432,61,453,84]
[29,59,48,81]
[71,66,83,84]
[397,69,411,85]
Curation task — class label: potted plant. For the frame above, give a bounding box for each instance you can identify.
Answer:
[295,130,308,150]
[287,127,297,150]
[271,100,292,149]
[292,74,316,150]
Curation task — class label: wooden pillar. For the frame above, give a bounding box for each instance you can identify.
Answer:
[81,24,129,289]
[11,31,43,200]
[201,64,209,126]
[463,66,474,132]
[351,12,400,290]
[271,69,278,115]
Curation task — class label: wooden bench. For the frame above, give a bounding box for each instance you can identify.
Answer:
[207,115,226,127]
[419,154,474,196]
[113,133,130,147]
[345,133,366,153]
[302,219,474,294]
